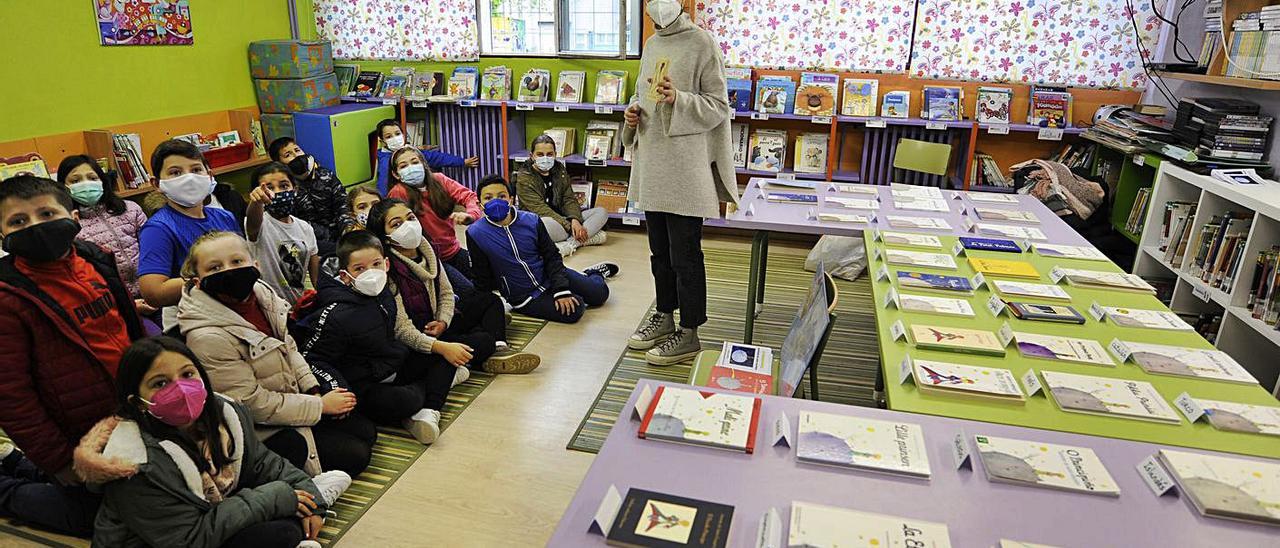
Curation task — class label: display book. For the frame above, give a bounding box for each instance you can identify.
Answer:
[541,127,577,157]
[754,74,796,114]
[595,70,629,105]
[974,207,1040,224]
[605,488,733,548]
[636,386,762,453]
[1012,331,1113,367]
[1054,267,1156,294]
[906,324,1007,357]
[960,237,1022,253]
[594,179,630,214]
[1005,301,1086,324]
[747,129,788,172]
[788,502,952,548]
[476,66,509,100]
[796,411,931,478]
[968,257,1040,279]
[1186,211,1254,292]
[921,86,964,121]
[516,68,551,102]
[352,70,383,98]
[725,67,753,112]
[891,290,975,318]
[408,71,445,100]
[334,63,358,94]
[555,70,586,103]
[884,248,958,270]
[895,271,979,296]
[706,342,775,395]
[585,120,624,163]
[975,223,1048,241]
[990,280,1072,302]
[1039,370,1181,424]
[1111,340,1258,384]
[1028,85,1073,128]
[1190,398,1280,436]
[1032,244,1109,262]
[729,124,749,168]
[795,72,839,116]
[376,67,410,100]
[445,66,478,100]
[1156,449,1280,525]
[1096,306,1194,331]
[881,90,911,118]
[974,435,1120,497]
[793,133,829,174]
[840,78,878,117]
[975,86,1014,124]
[912,359,1025,402]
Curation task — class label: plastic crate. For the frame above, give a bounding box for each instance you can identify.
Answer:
[204,143,253,169]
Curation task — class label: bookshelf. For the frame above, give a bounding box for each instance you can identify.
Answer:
[1131,163,1280,396]
[1153,71,1280,91]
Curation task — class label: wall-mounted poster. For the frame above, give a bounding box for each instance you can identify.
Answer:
[95,0,193,46]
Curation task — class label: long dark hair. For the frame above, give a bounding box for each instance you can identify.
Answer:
[250,161,296,189]
[389,147,454,219]
[365,197,409,243]
[116,336,235,473]
[56,155,126,215]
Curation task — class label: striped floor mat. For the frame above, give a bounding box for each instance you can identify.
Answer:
[0,316,546,547]
[566,246,880,454]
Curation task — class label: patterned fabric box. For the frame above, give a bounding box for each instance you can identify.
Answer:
[254,73,340,114]
[260,113,295,144]
[248,40,333,79]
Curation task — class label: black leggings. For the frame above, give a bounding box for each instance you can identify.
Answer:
[221,518,304,548]
[444,290,503,367]
[354,351,456,424]
[263,412,378,477]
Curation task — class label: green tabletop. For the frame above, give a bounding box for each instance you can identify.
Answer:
[866,231,1280,459]
[688,350,782,396]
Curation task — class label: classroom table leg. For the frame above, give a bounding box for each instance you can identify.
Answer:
[743,231,766,343]
[756,232,770,309]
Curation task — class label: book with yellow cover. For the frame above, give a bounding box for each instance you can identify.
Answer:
[968,258,1040,279]
[907,324,1007,357]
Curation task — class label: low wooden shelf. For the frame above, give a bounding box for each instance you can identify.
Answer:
[1154,71,1280,91]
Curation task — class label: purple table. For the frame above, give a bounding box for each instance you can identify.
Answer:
[722,179,1088,342]
[550,381,1278,547]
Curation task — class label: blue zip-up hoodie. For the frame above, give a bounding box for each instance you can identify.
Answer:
[465,209,571,308]
[376,148,466,194]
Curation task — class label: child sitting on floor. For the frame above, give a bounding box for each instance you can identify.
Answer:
[466,175,618,324]
[245,162,320,305]
[373,119,479,194]
[341,186,382,234]
[514,134,609,256]
[386,146,480,296]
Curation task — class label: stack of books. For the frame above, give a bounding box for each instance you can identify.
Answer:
[969,152,1010,188]
[707,342,774,395]
[1223,8,1280,81]
[1049,141,1096,170]
[1124,187,1151,235]
[1188,212,1254,290]
[112,133,147,189]
[1248,246,1280,326]
[1199,0,1223,69]
[1158,201,1199,267]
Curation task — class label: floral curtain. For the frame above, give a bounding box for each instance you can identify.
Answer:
[313,0,479,61]
[910,0,1164,89]
[693,0,917,72]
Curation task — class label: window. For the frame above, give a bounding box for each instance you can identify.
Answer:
[478,0,639,56]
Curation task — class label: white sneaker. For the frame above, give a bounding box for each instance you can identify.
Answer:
[555,240,577,257]
[298,541,322,548]
[403,408,442,444]
[310,470,351,506]
[452,366,471,387]
[584,231,608,246]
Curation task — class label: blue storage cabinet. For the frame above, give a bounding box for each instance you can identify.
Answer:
[292,103,394,187]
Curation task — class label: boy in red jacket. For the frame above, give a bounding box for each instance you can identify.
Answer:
[0,175,143,536]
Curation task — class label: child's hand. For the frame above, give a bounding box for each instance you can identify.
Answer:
[302,514,324,540]
[134,298,157,316]
[295,490,318,517]
[555,296,581,316]
[434,341,474,366]
[450,212,472,225]
[248,186,275,205]
[320,388,357,416]
[464,156,480,168]
[624,104,642,128]
[656,76,678,105]
[424,320,447,336]
[571,219,588,243]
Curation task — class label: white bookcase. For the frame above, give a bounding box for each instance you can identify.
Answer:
[1132,163,1280,397]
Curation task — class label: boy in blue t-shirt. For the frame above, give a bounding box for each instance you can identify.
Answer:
[137,139,241,329]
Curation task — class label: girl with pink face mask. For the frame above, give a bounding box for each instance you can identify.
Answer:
[74,336,350,547]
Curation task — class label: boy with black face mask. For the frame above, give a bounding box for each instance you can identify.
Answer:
[0,175,143,536]
[268,137,349,248]
[245,162,320,305]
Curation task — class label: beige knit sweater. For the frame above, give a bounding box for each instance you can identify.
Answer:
[622,14,739,219]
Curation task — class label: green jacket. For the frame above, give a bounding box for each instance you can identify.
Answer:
[74,396,323,548]
[514,161,583,231]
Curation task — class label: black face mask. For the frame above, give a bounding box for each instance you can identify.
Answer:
[3,218,80,263]
[264,190,297,218]
[288,154,313,177]
[200,266,261,302]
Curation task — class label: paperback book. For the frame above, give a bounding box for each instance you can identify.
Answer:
[794,132,829,173]
[968,258,1040,279]
[976,86,1014,124]
[796,411,931,478]
[921,86,964,121]
[353,71,383,97]
[767,193,816,204]
[887,216,953,231]
[1194,398,1280,436]
[1058,269,1156,294]
[480,66,511,100]
[890,184,945,199]
[1013,332,1114,366]
[908,324,1008,356]
[884,249,959,270]
[975,207,1040,224]
[787,502,952,548]
[825,197,879,210]
[1028,86,1072,128]
[1007,302,1086,324]
[334,63,358,94]
[1157,449,1280,525]
[450,66,479,99]
[966,192,1020,204]
[881,91,911,118]
[1099,307,1194,330]
[716,342,772,373]
[645,57,671,102]
[1041,370,1181,423]
[595,70,628,105]
[725,67,753,112]
[755,76,796,114]
[914,359,1024,402]
[707,366,773,396]
[893,197,951,213]
[409,71,445,99]
[896,271,978,295]
[896,292,976,317]
[881,231,943,249]
[607,488,734,548]
[730,123,749,168]
[959,237,1022,253]
[829,183,878,195]
[990,280,1072,302]
[975,223,1049,241]
[840,78,878,117]
[637,386,762,453]
[747,129,788,172]
[1032,244,1109,262]
[818,212,874,223]
[975,435,1120,497]
[1118,341,1258,384]
[377,74,408,99]
[516,68,550,102]
[555,70,585,103]
[795,73,839,116]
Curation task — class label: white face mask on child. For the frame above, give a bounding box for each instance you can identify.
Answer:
[346,267,388,297]
[533,156,556,172]
[399,164,427,187]
[158,173,214,207]
[388,220,424,250]
[384,135,406,150]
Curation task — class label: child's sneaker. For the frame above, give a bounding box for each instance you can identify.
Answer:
[584,231,608,246]
[556,240,577,257]
[310,470,352,506]
[645,327,701,366]
[582,262,620,279]
[483,346,541,374]
[628,311,675,350]
[298,541,322,548]
[404,409,442,444]
[452,366,471,387]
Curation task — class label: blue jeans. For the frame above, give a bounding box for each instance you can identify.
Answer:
[514,270,609,323]
[444,248,475,297]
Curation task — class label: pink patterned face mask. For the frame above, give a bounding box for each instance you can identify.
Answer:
[143,377,207,426]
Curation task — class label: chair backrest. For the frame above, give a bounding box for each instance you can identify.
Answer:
[780,269,834,397]
[892,138,952,177]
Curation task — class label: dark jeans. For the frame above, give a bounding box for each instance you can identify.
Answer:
[353,351,455,423]
[515,270,609,324]
[645,210,707,328]
[0,451,99,537]
[221,518,304,548]
[263,412,378,477]
[444,248,475,296]
[442,290,502,367]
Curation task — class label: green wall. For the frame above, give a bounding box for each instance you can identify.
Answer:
[0,0,292,142]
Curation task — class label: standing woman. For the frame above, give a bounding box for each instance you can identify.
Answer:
[385,147,481,296]
[623,0,737,365]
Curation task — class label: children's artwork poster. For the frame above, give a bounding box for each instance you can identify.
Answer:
[95,0,193,46]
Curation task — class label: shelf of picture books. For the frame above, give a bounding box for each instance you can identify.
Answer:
[333,64,632,109]
[863,225,1280,456]
[1132,162,1280,394]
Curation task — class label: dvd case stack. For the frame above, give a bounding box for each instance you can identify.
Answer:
[1173,98,1273,162]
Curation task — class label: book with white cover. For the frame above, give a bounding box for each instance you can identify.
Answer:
[990,280,1072,302]
[1100,307,1194,330]
[881,231,943,249]
[975,207,1040,223]
[826,197,878,210]
[887,216,953,231]
[1013,332,1114,366]
[890,183,945,200]
[1032,244,1109,262]
[788,502,952,548]
[884,249,958,270]
[975,223,1049,241]
[796,411,931,478]
[818,212,873,223]
[894,197,950,213]
[637,386,761,452]
[898,292,975,317]
[1194,398,1280,436]
[1041,370,1181,423]
[974,435,1121,497]
[1158,449,1280,525]
[1119,341,1257,384]
[830,183,879,195]
[1059,269,1156,294]
[999,541,1061,548]
[914,359,1024,401]
[967,193,1020,204]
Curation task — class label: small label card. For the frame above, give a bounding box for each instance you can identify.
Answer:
[412,100,430,108]
[996,322,1014,348]
[756,508,783,548]
[884,287,902,309]
[1021,369,1043,397]
[953,430,973,470]
[595,105,615,115]
[588,484,623,536]
[806,207,817,221]
[987,124,1010,135]
[1108,339,1133,363]
[926,121,948,131]
[752,112,770,120]
[890,319,907,342]
[871,246,884,261]
[459,99,477,108]
[772,413,793,447]
[381,98,399,105]
[777,172,797,181]
[744,203,757,217]
[1089,302,1106,322]
[1048,266,1066,283]
[876,265,891,282]
[865,118,887,128]
[586,158,607,167]
[1174,392,1206,423]
[870,228,883,242]
[1037,127,1064,141]
[622,215,641,226]
[971,272,985,289]
[553,105,570,112]
[1137,455,1178,497]
[811,116,832,125]
[962,217,976,232]
[952,241,965,256]
[899,355,915,385]
[1133,154,1146,166]
[631,385,654,422]
[514,102,534,111]
[987,295,1008,318]
[1192,283,1211,303]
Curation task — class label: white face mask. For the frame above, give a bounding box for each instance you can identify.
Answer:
[646,0,682,28]
[158,172,214,208]
[346,267,388,297]
[388,219,424,250]
[399,164,427,187]
[384,135,405,150]
[533,156,556,172]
